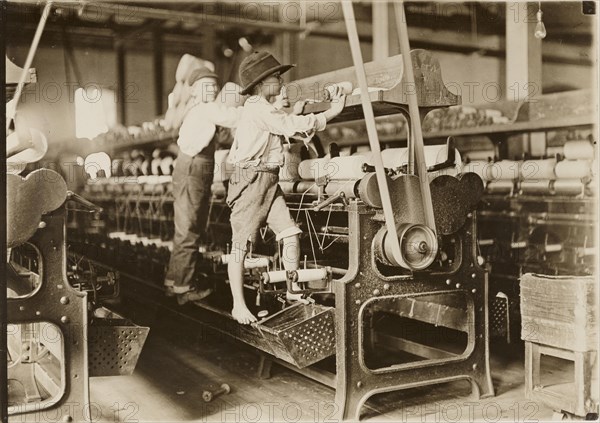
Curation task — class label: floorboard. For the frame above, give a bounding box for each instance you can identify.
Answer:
[87,310,588,422]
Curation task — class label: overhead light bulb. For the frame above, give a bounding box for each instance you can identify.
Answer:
[534,7,547,39]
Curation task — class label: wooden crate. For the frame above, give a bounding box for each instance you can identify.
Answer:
[520,273,598,352]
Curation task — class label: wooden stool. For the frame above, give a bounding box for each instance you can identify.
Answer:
[525,341,598,418]
[520,273,598,419]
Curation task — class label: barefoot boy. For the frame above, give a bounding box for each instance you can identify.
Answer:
[226,51,346,324]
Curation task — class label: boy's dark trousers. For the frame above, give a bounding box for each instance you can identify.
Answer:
[165,146,215,294]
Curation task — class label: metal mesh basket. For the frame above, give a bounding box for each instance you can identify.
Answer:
[256,303,336,368]
[88,309,149,377]
[490,292,510,343]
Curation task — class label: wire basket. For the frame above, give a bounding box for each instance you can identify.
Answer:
[256,303,336,368]
[88,308,149,377]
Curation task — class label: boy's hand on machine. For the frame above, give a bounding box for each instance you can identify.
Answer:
[292,100,307,115]
[232,305,257,325]
[322,86,346,121]
[329,87,346,116]
[273,87,290,110]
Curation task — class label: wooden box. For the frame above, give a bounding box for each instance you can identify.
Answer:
[520,273,598,352]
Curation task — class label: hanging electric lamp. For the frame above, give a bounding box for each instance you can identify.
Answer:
[534,1,547,39]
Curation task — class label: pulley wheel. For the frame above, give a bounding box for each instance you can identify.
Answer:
[374,223,438,270]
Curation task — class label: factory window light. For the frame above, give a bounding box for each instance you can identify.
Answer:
[74,86,117,140]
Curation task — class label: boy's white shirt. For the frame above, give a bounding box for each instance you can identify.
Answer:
[228,95,327,167]
[177,101,243,157]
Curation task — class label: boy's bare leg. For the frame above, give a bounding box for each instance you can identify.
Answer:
[281,234,300,271]
[228,247,257,324]
[281,235,303,300]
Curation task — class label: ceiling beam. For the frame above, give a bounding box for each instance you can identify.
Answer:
[36,1,304,33]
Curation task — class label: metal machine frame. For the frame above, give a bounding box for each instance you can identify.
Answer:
[333,204,493,420]
[7,207,91,422]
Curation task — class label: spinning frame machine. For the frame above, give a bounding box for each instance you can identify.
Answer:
[70,2,495,420]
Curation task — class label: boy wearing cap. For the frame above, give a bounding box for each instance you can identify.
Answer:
[226,51,346,324]
[165,67,244,305]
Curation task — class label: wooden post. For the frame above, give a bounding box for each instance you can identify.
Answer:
[115,40,126,125]
[505,2,542,102]
[153,29,164,116]
[505,2,543,159]
[372,1,389,61]
[278,5,298,81]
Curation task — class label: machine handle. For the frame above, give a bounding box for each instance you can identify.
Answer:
[67,191,103,213]
[313,191,346,211]
[426,137,456,172]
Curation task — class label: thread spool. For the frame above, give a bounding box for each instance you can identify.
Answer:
[486,180,514,194]
[465,150,495,162]
[554,160,591,179]
[563,140,594,160]
[294,181,319,194]
[326,156,369,180]
[374,145,462,172]
[576,247,596,257]
[552,179,585,196]
[151,157,162,176]
[520,159,556,180]
[278,181,297,195]
[324,179,360,198]
[544,244,562,253]
[486,160,520,182]
[160,157,174,176]
[519,180,553,195]
[296,268,328,282]
[298,158,330,180]
[379,148,405,168]
[485,109,502,118]
[141,159,151,176]
[112,159,124,177]
[262,270,287,284]
[261,268,328,284]
[510,241,527,249]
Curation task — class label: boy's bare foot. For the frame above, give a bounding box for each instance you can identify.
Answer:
[286,282,305,302]
[232,305,257,325]
[286,291,304,302]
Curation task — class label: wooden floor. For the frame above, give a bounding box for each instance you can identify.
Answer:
[86,304,586,423]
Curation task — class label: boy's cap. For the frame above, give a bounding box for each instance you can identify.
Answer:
[187,67,218,86]
[239,51,294,95]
